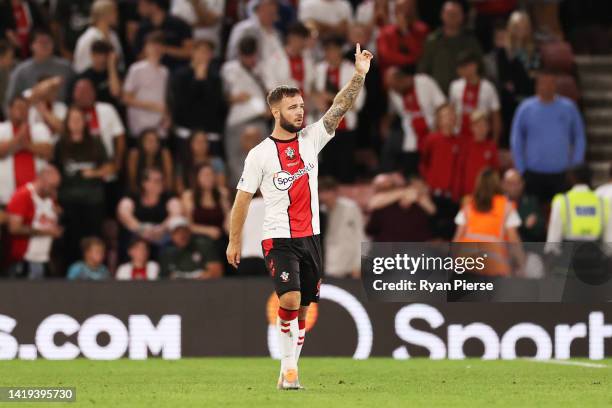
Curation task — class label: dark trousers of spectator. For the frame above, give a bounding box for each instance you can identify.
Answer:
[431,194,459,241]
[400,152,420,178]
[236,257,267,276]
[60,202,105,268]
[7,261,48,279]
[523,170,568,205]
[320,130,356,183]
[104,181,122,218]
[380,126,420,177]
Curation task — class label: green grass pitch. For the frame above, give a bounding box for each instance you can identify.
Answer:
[0,358,610,407]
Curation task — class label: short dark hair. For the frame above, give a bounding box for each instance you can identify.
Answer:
[91,39,113,55]
[141,167,163,182]
[30,28,53,44]
[128,237,149,250]
[287,22,310,39]
[238,36,258,56]
[457,50,480,67]
[266,85,301,107]
[81,236,105,253]
[143,0,169,11]
[321,35,345,49]
[568,164,592,186]
[398,64,416,76]
[319,177,338,192]
[536,67,560,77]
[145,31,165,45]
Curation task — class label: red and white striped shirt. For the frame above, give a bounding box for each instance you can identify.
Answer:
[237,119,334,239]
[0,121,52,205]
[7,183,57,263]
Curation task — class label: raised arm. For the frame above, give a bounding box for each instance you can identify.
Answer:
[322,43,373,134]
[226,190,254,268]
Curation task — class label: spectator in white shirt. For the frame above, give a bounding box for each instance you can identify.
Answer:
[221,36,269,185]
[319,177,364,278]
[116,238,160,280]
[171,0,225,52]
[261,22,316,101]
[0,95,53,206]
[449,51,501,141]
[314,35,365,182]
[237,192,267,276]
[381,64,445,176]
[72,78,125,179]
[226,0,283,62]
[26,75,67,139]
[73,0,124,74]
[356,0,395,28]
[595,167,612,201]
[123,31,170,139]
[299,0,353,37]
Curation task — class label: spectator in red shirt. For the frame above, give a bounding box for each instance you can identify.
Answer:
[419,103,461,239]
[457,110,499,198]
[377,0,429,75]
[420,103,461,198]
[6,164,62,278]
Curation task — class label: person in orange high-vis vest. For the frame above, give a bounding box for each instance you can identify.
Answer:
[453,168,525,276]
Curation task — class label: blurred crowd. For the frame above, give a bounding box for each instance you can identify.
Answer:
[0,0,596,281]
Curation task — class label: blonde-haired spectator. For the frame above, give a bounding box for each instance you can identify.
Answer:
[73,0,124,73]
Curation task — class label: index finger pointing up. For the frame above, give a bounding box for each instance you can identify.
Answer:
[356,43,361,55]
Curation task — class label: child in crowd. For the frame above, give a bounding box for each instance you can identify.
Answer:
[67,237,110,280]
[420,104,461,200]
[449,51,502,142]
[457,110,500,197]
[419,103,462,239]
[115,238,159,280]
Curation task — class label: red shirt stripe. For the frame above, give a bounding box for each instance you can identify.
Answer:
[273,138,314,238]
[12,124,36,190]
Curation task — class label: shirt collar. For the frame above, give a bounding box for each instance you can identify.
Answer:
[571,184,590,191]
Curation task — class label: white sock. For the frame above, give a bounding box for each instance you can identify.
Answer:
[277,308,298,376]
[295,320,306,363]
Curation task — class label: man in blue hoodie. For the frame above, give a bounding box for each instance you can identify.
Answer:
[510,68,586,204]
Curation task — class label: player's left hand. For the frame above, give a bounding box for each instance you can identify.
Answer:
[226,240,241,269]
[354,43,373,76]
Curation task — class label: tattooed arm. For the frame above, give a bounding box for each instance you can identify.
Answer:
[322,43,374,135]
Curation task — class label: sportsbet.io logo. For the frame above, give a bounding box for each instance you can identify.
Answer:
[273,170,294,191]
[272,163,315,191]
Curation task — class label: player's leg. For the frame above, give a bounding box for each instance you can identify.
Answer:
[277,290,301,386]
[263,238,302,389]
[296,235,323,367]
[296,306,309,362]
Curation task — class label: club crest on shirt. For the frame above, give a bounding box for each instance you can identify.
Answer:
[280,271,289,282]
[285,147,295,160]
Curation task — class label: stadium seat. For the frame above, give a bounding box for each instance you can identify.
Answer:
[540,40,575,73]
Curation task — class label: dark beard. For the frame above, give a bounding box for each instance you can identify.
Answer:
[280,114,302,133]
